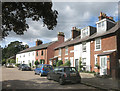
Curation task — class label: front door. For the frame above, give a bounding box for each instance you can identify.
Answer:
[100,56,107,75]
[70,57,74,67]
[75,59,78,71]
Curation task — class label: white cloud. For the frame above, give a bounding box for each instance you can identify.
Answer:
[2,2,118,48]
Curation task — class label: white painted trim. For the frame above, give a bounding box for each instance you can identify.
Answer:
[70,50,74,53]
[103,49,116,52]
[95,38,101,51]
[96,18,115,24]
[94,54,98,68]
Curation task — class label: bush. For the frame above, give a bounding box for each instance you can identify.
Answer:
[56,60,63,67]
[15,64,20,67]
[35,60,39,65]
[78,57,83,72]
[60,60,71,67]
[2,59,6,65]
[10,59,16,63]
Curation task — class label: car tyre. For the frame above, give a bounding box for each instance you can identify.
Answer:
[35,72,37,75]
[59,78,64,85]
[47,74,51,80]
[40,73,42,77]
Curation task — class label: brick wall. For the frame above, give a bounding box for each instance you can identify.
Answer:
[90,35,117,73]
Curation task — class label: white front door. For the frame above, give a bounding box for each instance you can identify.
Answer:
[100,56,107,75]
[70,57,74,67]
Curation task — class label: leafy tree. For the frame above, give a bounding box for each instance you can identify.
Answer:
[56,60,63,67]
[2,2,58,38]
[2,41,28,59]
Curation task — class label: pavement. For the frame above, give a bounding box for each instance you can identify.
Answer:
[80,72,120,91]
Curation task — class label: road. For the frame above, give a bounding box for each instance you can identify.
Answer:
[1,66,98,89]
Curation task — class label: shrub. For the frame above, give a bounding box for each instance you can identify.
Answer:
[10,59,16,63]
[35,60,39,65]
[78,57,83,72]
[61,60,71,67]
[2,59,6,65]
[15,64,20,67]
[56,60,63,67]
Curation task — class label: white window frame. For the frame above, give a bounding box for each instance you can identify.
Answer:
[94,54,98,68]
[65,57,68,63]
[59,48,61,56]
[65,47,68,55]
[82,42,86,52]
[95,38,101,51]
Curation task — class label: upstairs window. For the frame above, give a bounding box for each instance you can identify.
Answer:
[82,28,89,37]
[59,48,61,56]
[41,50,43,56]
[65,47,68,55]
[95,38,101,51]
[82,42,86,52]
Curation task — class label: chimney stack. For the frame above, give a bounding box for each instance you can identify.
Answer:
[58,32,65,43]
[36,39,43,46]
[98,12,114,22]
[71,27,80,39]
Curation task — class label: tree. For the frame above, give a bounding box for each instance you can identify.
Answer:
[10,59,16,63]
[2,2,58,38]
[2,59,6,65]
[2,41,28,59]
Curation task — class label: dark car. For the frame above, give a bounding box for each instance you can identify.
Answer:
[34,64,53,76]
[18,64,31,71]
[47,66,81,85]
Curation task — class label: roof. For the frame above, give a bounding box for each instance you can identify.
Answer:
[98,51,116,56]
[55,21,120,49]
[18,41,56,54]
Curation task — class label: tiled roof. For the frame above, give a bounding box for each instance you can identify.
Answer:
[55,21,120,50]
[18,41,56,54]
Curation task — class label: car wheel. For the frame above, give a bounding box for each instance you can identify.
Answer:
[39,73,42,77]
[59,78,64,85]
[77,80,81,84]
[47,74,51,80]
[35,72,37,75]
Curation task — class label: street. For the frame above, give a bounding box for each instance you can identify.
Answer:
[1,66,98,89]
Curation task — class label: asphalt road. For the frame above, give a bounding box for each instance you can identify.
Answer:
[1,66,97,90]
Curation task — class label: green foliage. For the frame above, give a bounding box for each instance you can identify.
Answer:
[2,41,28,60]
[56,60,63,67]
[78,57,83,72]
[40,59,45,64]
[2,59,6,65]
[60,60,71,67]
[2,2,58,38]
[95,63,100,69]
[7,59,10,63]
[10,59,16,63]
[15,64,20,67]
[35,60,39,65]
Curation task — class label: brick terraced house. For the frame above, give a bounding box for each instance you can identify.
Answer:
[53,12,120,78]
[16,32,64,65]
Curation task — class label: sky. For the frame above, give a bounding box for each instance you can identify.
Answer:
[1,1,119,48]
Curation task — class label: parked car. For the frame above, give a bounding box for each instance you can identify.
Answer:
[34,64,53,76]
[6,63,14,68]
[18,64,31,71]
[47,66,81,85]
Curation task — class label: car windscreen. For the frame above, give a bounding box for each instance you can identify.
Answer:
[44,65,53,69]
[22,64,29,67]
[65,67,77,73]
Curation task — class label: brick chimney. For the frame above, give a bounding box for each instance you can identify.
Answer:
[58,32,64,43]
[71,27,80,39]
[36,39,43,46]
[98,12,115,22]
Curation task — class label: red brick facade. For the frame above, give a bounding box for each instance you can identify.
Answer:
[90,34,117,77]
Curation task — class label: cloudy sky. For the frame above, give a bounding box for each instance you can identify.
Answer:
[1,1,119,47]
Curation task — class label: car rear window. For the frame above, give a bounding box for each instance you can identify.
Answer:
[65,67,77,73]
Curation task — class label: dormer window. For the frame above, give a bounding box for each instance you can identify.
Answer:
[81,27,89,38]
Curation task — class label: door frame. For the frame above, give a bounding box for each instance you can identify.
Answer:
[100,56,107,75]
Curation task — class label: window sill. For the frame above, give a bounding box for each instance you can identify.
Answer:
[65,54,68,56]
[94,67,97,69]
[94,49,101,51]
